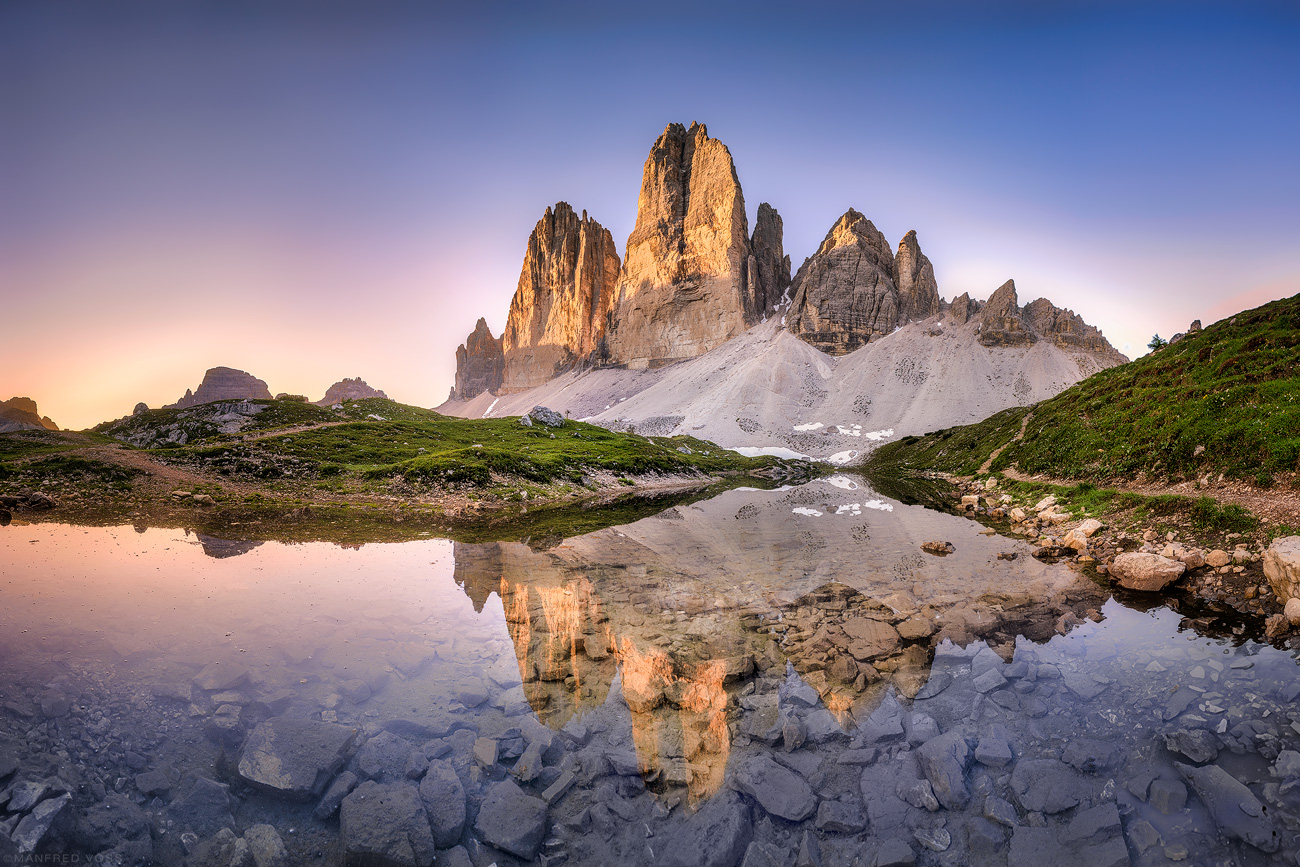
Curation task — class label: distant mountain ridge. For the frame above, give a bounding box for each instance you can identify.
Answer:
[448,122,1122,393]
[443,121,1126,448]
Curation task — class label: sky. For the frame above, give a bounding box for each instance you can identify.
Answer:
[3,1,1298,430]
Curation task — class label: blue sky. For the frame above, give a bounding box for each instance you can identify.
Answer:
[3,1,1297,427]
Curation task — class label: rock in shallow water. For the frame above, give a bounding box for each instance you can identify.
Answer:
[916,729,973,809]
[1010,759,1086,814]
[340,781,436,867]
[418,759,466,849]
[1110,553,1185,591]
[473,779,548,860]
[731,754,817,821]
[660,789,753,867]
[1176,761,1279,852]
[238,717,358,802]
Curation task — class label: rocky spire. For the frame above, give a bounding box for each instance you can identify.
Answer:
[893,230,940,322]
[976,280,1035,346]
[501,203,620,391]
[949,292,976,324]
[604,122,753,368]
[785,209,900,355]
[745,202,791,322]
[452,318,504,400]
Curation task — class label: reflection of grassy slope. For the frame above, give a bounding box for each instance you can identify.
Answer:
[871,294,1300,486]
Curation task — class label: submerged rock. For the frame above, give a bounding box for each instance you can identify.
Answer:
[731,754,817,821]
[165,777,234,837]
[1176,761,1279,852]
[916,729,974,809]
[238,717,358,802]
[340,781,436,867]
[418,760,466,848]
[660,789,752,867]
[473,779,548,860]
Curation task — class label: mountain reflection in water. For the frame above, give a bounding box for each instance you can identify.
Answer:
[1,477,1298,866]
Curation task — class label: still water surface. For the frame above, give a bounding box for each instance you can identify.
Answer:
[1,476,1298,866]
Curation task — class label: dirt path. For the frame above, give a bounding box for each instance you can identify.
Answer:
[979,411,1032,475]
[1001,467,1300,528]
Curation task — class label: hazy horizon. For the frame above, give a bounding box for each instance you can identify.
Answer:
[4,1,1298,430]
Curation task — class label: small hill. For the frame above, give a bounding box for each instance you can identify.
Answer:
[870,293,1300,487]
[0,397,58,433]
[91,397,794,496]
[315,377,388,406]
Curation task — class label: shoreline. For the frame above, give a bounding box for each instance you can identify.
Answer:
[938,470,1300,643]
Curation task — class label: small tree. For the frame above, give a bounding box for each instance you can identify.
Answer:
[1147,334,1168,351]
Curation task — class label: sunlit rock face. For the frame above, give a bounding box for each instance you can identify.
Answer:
[314,377,387,406]
[605,122,771,368]
[0,397,58,432]
[168,367,272,409]
[501,203,620,392]
[451,318,504,400]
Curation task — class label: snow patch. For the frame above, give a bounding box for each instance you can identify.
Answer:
[792,507,823,517]
[793,422,824,432]
[863,499,894,512]
[826,450,859,465]
[863,428,895,441]
[826,475,859,491]
[481,398,500,419]
[835,504,863,516]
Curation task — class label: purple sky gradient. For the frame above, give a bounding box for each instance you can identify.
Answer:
[3,1,1297,429]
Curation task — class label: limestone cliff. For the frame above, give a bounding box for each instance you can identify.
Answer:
[0,397,58,433]
[894,230,940,322]
[169,367,272,409]
[501,203,620,391]
[745,202,791,322]
[314,377,388,406]
[604,122,756,368]
[452,318,505,401]
[786,209,900,355]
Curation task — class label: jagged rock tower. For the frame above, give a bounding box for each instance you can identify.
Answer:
[604,122,787,368]
[500,203,620,392]
[451,319,504,400]
[786,209,941,354]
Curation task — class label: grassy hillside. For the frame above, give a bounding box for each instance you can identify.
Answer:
[871,293,1300,486]
[88,397,793,495]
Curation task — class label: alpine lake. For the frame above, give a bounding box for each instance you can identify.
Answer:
[3,473,1299,867]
